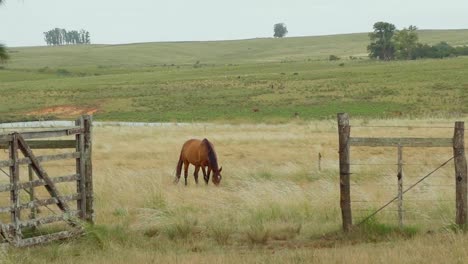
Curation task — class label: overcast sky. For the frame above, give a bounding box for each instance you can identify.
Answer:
[1,0,467,47]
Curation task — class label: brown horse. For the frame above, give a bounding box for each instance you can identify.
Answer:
[175,138,223,186]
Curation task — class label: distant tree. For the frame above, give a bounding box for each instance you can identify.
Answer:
[0,0,7,63]
[84,31,91,44]
[432,41,456,58]
[455,45,468,56]
[394,25,419,60]
[367,22,396,60]
[43,28,91,45]
[412,43,432,58]
[0,44,8,63]
[412,41,460,59]
[273,23,288,38]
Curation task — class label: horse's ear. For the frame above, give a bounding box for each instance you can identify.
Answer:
[219,166,223,172]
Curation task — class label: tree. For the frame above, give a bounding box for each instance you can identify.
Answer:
[0,0,8,63]
[432,41,456,58]
[273,23,288,38]
[0,44,8,63]
[367,22,396,61]
[43,28,91,45]
[394,25,419,60]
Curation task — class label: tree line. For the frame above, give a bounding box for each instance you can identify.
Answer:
[368,22,468,60]
[44,28,91,46]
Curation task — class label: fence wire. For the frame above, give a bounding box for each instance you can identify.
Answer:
[356,156,455,226]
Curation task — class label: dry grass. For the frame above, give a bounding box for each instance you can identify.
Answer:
[2,117,468,263]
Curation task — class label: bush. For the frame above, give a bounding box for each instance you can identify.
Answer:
[246,224,270,245]
[56,68,71,76]
[329,55,341,61]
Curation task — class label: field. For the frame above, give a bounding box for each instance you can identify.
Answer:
[1,30,468,122]
[0,30,468,263]
[1,120,468,263]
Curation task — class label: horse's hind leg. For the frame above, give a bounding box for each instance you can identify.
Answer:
[184,161,189,186]
[194,166,200,184]
[201,166,208,184]
[174,156,183,184]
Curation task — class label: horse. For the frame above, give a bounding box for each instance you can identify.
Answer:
[175,138,223,186]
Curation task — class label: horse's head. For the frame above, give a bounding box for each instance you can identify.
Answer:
[212,166,222,186]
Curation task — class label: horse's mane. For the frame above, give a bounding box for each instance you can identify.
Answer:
[202,138,218,170]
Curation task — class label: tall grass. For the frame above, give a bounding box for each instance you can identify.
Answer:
[2,120,467,263]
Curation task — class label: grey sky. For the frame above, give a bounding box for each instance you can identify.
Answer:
[1,0,467,47]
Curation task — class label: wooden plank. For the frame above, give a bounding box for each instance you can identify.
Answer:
[16,135,71,213]
[0,174,79,193]
[16,210,80,228]
[19,128,83,140]
[454,122,467,227]
[0,194,80,213]
[349,137,453,147]
[0,159,11,168]
[0,152,80,168]
[0,134,12,142]
[0,127,83,142]
[0,140,76,150]
[337,113,352,232]
[84,115,94,223]
[28,165,37,231]
[15,229,82,247]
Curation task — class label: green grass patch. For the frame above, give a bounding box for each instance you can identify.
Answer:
[1,30,467,122]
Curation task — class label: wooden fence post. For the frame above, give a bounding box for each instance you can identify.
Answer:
[318,152,322,171]
[9,134,21,241]
[75,117,86,221]
[453,121,467,227]
[83,115,94,224]
[337,113,352,232]
[397,144,403,229]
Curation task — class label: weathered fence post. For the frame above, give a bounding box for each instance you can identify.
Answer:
[318,152,322,171]
[453,121,467,228]
[9,134,21,242]
[75,116,86,221]
[83,115,94,224]
[397,144,403,229]
[337,113,352,232]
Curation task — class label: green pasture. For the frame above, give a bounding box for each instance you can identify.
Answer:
[0,29,467,122]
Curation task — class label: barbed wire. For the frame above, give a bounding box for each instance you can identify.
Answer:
[356,156,455,226]
[350,163,453,166]
[352,199,453,203]
[351,125,460,129]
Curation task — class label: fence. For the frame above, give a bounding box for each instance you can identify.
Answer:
[0,115,93,247]
[337,113,467,232]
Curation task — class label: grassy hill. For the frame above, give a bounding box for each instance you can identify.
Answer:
[0,29,467,122]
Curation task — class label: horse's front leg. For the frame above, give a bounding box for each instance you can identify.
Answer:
[183,161,189,186]
[201,166,208,184]
[206,167,211,184]
[194,166,200,184]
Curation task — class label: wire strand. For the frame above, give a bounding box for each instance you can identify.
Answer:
[356,156,455,226]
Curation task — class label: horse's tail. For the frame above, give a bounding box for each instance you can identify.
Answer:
[174,153,183,183]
